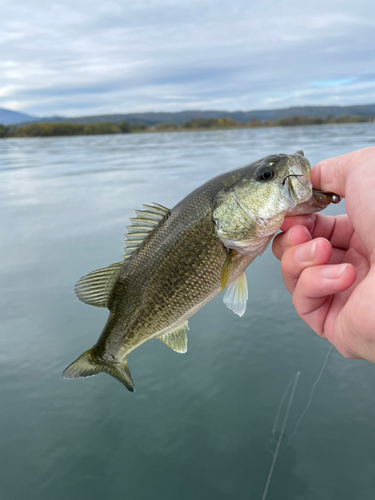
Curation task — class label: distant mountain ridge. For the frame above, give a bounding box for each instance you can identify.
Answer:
[2,104,375,127]
[0,108,36,125]
[28,104,375,126]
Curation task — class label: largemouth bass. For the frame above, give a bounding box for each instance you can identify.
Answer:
[63,151,340,391]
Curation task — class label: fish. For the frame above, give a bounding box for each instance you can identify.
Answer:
[63,151,340,391]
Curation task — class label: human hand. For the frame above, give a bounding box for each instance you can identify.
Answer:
[272,147,375,363]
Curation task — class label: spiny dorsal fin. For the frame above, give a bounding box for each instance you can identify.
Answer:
[74,262,123,308]
[123,202,170,260]
[223,272,248,317]
[157,322,189,353]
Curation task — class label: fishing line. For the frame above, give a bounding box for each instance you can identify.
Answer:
[282,345,333,450]
[261,345,333,499]
[266,372,299,455]
[261,371,300,500]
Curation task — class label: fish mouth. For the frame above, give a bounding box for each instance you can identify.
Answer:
[282,174,303,186]
[282,162,312,205]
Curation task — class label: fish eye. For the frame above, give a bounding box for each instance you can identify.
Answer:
[257,167,275,181]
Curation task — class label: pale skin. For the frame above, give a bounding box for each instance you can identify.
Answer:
[272,147,375,363]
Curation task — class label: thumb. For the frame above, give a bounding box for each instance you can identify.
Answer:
[311,147,375,198]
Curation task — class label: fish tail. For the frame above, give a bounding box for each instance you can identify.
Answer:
[63,349,135,392]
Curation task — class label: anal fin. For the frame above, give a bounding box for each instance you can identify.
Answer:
[157,322,189,353]
[223,272,248,317]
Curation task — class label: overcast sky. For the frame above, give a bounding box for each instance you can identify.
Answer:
[1,0,374,117]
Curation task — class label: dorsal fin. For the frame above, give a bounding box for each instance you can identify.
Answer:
[74,262,123,308]
[123,202,170,260]
[157,322,189,353]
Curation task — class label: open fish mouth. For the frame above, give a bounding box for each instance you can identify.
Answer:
[282,174,304,186]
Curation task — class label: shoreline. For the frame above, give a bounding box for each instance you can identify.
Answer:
[0,117,373,139]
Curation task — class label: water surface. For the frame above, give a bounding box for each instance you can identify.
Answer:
[1,124,375,500]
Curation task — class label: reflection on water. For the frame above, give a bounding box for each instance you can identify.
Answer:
[0,124,375,500]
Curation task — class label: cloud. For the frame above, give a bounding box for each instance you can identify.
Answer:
[0,0,374,116]
[312,78,356,87]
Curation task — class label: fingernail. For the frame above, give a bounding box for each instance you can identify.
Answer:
[321,264,347,279]
[295,241,316,263]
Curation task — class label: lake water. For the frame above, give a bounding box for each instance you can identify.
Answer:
[1,123,375,500]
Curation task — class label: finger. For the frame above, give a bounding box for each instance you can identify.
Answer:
[328,248,347,265]
[311,147,375,197]
[272,225,312,261]
[292,263,357,337]
[333,270,375,361]
[311,214,354,251]
[281,213,355,252]
[279,214,316,233]
[280,238,332,293]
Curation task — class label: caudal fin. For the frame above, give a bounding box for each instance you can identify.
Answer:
[63,349,135,392]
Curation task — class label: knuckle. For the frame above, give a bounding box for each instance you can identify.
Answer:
[340,348,357,360]
[291,290,300,308]
[295,266,311,289]
[280,248,295,275]
[280,256,288,275]
[316,330,327,339]
[272,235,282,260]
[335,341,358,359]
[341,350,354,359]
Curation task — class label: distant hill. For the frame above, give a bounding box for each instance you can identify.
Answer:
[28,104,375,126]
[3,103,375,127]
[0,108,36,125]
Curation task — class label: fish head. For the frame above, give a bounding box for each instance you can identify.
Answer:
[213,151,319,254]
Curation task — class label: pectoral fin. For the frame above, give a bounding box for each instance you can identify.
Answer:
[221,249,236,291]
[158,322,189,353]
[223,272,248,317]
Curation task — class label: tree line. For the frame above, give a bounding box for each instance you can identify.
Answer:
[0,115,373,138]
